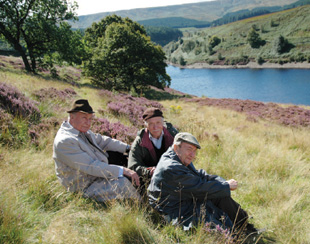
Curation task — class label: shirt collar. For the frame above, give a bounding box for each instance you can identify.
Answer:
[149,130,164,149]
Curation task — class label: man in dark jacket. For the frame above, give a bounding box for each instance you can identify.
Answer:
[148,132,256,232]
[128,108,178,187]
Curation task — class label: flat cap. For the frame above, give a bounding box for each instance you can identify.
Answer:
[174,132,201,149]
[67,99,95,114]
[142,107,163,121]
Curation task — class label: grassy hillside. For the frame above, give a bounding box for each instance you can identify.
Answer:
[1,58,310,243]
[71,0,297,29]
[164,5,310,66]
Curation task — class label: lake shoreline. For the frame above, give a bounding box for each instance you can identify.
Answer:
[169,61,310,69]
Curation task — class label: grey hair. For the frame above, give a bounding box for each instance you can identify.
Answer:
[172,140,182,147]
[68,112,76,120]
[144,117,164,127]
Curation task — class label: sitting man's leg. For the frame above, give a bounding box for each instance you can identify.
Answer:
[83,177,140,202]
[107,151,128,167]
[211,196,248,229]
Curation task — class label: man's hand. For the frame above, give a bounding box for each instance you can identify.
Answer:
[123,168,140,186]
[226,179,238,191]
[147,167,156,176]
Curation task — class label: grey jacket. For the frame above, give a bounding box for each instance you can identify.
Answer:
[147,147,232,228]
[53,121,127,193]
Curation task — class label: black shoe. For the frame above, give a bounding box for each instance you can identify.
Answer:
[246,223,265,235]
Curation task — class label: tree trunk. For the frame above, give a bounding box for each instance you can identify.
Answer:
[28,47,37,72]
[13,43,32,72]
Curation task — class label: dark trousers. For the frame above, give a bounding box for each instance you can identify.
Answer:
[106,151,128,167]
[211,196,248,228]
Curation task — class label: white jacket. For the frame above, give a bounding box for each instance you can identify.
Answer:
[53,121,127,192]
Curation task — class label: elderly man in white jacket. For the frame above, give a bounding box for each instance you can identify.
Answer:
[53,99,140,202]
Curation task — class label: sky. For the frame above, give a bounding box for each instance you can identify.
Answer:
[73,0,213,16]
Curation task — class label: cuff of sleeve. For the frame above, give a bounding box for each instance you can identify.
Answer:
[118,167,124,178]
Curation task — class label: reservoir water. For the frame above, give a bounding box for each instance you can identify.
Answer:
[167,65,310,106]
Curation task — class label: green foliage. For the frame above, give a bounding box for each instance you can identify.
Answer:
[208,45,216,55]
[210,0,310,28]
[273,35,294,54]
[144,26,183,46]
[257,56,265,65]
[209,35,221,48]
[270,19,279,27]
[83,15,171,93]
[217,52,224,60]
[212,8,273,27]
[165,5,310,65]
[0,0,83,73]
[179,56,186,65]
[138,17,210,28]
[247,27,265,48]
[181,40,196,53]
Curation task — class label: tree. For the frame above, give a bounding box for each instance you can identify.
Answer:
[179,56,186,66]
[181,40,196,53]
[209,35,221,48]
[0,0,82,73]
[273,35,294,54]
[83,15,171,93]
[247,27,265,49]
[144,26,182,46]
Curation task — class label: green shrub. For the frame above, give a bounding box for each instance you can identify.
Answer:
[257,56,265,65]
[247,27,265,48]
[209,35,221,48]
[194,47,202,55]
[181,40,196,53]
[273,35,294,54]
[179,56,186,65]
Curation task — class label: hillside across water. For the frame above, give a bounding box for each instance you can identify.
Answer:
[71,0,298,29]
[165,5,310,67]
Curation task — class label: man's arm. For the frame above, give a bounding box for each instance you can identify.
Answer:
[128,134,153,177]
[54,137,121,179]
[128,137,151,177]
[165,165,231,200]
[92,133,127,153]
[197,168,227,183]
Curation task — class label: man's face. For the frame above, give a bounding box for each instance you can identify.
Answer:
[146,116,164,139]
[69,112,93,133]
[174,142,197,166]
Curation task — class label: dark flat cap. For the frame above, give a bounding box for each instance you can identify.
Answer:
[174,132,201,149]
[67,99,95,114]
[142,107,163,121]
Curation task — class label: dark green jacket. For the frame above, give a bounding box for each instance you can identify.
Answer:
[147,147,232,229]
[128,122,178,180]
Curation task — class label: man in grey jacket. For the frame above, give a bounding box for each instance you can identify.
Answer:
[148,132,256,233]
[53,99,140,202]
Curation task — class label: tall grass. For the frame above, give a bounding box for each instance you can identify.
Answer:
[1,66,310,243]
[164,100,310,243]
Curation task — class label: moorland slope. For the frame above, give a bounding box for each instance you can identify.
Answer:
[1,57,310,243]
